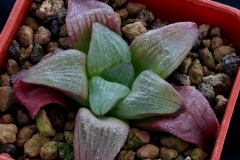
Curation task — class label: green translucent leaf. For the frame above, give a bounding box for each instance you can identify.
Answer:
[89,76,130,116]
[101,61,135,88]
[130,22,198,79]
[20,49,89,106]
[87,22,131,78]
[74,108,129,160]
[111,70,183,119]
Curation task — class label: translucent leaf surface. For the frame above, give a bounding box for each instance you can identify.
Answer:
[101,61,135,88]
[20,49,89,106]
[133,86,220,151]
[111,70,183,119]
[74,108,129,160]
[87,22,131,78]
[130,22,198,79]
[13,74,69,119]
[89,76,130,116]
[66,0,121,53]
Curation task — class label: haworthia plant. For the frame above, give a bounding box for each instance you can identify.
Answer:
[74,108,129,160]
[87,22,131,78]
[12,1,220,158]
[66,0,121,53]
[111,70,183,119]
[89,76,130,116]
[130,22,198,79]
[20,49,89,106]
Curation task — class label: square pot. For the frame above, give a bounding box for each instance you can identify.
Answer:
[0,0,239,159]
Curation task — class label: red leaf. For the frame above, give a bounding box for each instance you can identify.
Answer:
[13,74,69,119]
[133,86,220,151]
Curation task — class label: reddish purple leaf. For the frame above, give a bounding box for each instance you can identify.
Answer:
[66,0,121,53]
[133,86,220,151]
[13,74,69,119]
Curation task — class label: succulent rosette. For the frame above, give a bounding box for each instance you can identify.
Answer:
[12,0,220,159]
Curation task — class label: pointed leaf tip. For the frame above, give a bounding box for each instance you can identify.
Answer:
[130,22,198,79]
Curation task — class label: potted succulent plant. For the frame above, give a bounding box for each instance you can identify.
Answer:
[0,0,240,160]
